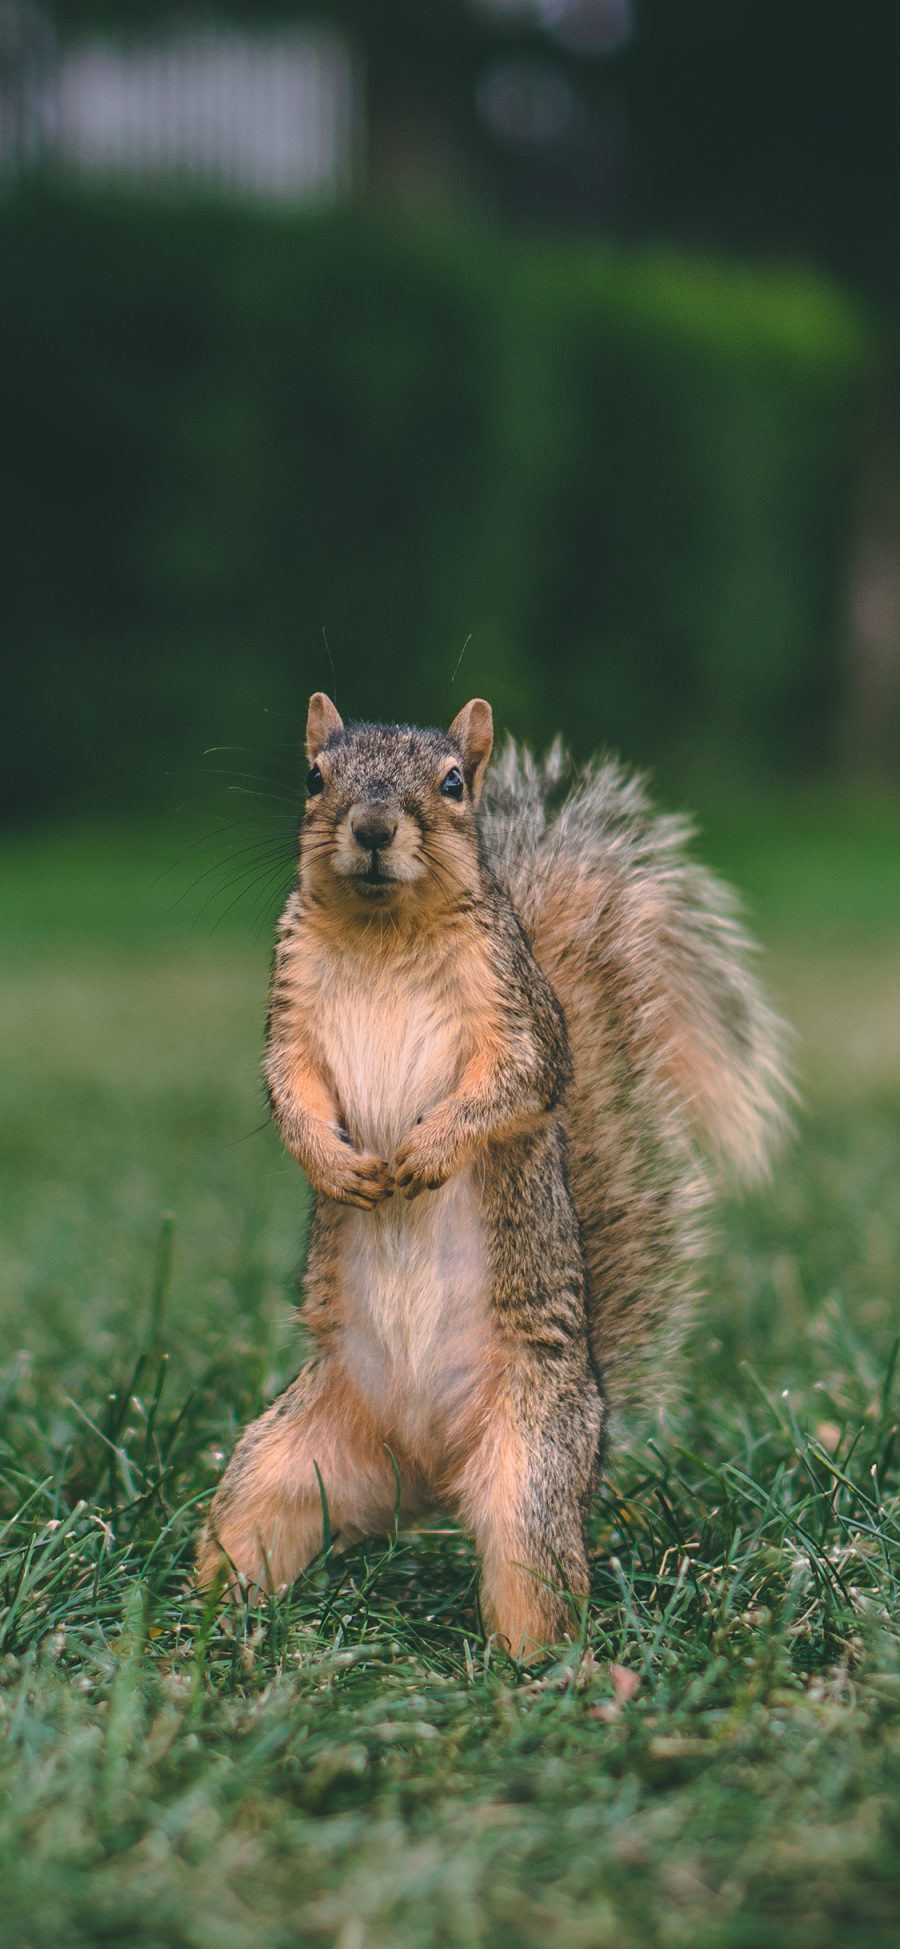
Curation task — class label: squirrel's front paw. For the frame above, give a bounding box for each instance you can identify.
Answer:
[317,1147,394,1210]
[394,1114,458,1199]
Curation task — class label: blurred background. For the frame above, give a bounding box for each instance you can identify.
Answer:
[2,0,900,822]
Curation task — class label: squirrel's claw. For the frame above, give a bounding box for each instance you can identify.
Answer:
[394,1125,452,1199]
[319,1148,394,1209]
[397,1174,441,1200]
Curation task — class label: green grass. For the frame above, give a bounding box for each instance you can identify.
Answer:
[1,802,899,1948]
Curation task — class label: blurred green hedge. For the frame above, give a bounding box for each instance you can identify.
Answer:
[0,188,870,819]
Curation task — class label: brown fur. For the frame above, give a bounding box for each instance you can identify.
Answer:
[480,739,792,1415]
[198,699,790,1653]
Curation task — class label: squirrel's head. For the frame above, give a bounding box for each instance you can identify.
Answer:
[299,692,493,912]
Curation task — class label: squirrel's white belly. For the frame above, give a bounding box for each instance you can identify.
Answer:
[317,967,492,1461]
[317,958,461,1157]
[337,1174,491,1462]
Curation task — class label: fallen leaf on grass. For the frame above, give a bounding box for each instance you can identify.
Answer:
[815,1421,842,1452]
[587,1664,641,1721]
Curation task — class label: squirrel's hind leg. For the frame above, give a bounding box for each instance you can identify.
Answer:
[197,1355,413,1598]
[453,1356,603,1660]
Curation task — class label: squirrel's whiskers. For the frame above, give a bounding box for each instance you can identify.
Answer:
[198,692,791,1657]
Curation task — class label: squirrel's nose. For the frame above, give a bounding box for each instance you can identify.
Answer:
[350,805,399,854]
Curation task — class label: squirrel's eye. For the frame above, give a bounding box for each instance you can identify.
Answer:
[441,766,464,801]
[306,764,324,797]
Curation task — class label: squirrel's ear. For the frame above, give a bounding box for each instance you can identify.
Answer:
[448,698,493,802]
[306,692,343,763]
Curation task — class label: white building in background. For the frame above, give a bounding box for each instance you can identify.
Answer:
[0,4,359,200]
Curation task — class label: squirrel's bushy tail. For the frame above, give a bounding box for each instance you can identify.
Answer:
[481,740,793,1418]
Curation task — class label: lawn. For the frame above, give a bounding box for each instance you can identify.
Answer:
[1,795,899,1948]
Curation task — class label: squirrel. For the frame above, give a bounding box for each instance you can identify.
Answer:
[198,691,790,1655]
